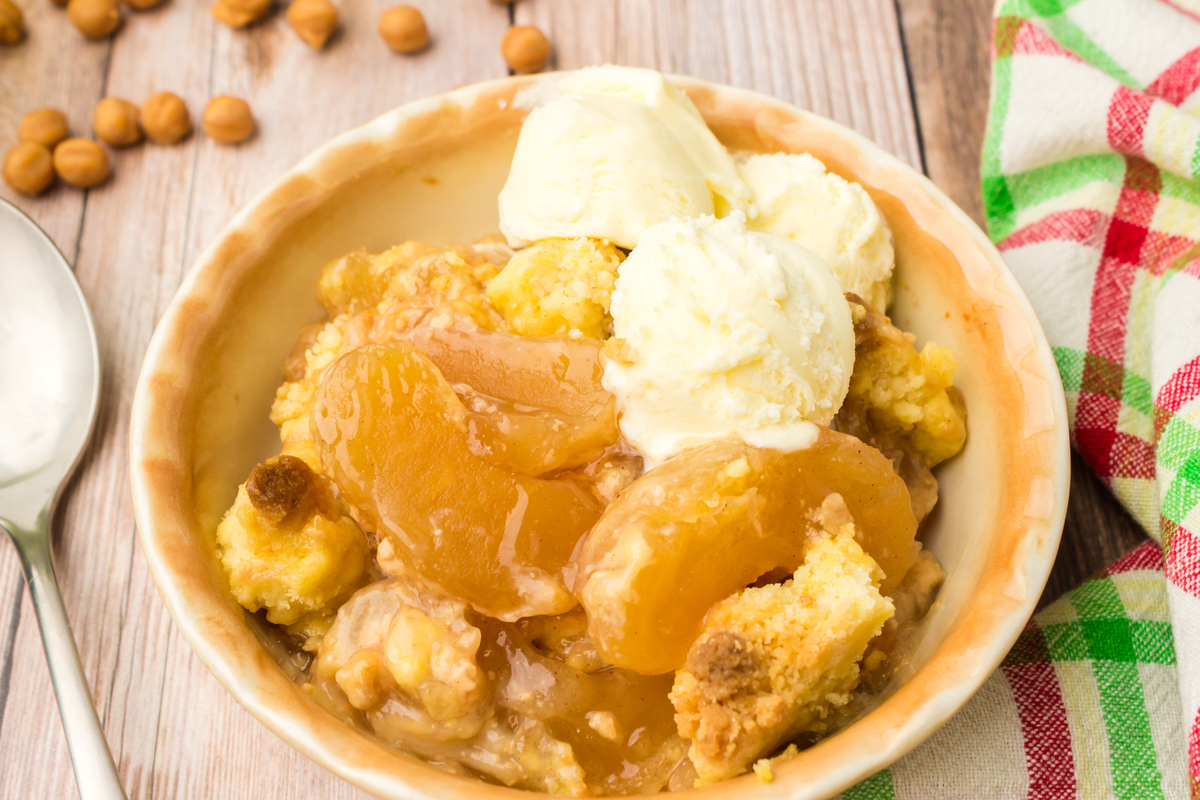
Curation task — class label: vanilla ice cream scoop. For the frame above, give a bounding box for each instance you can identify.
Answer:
[602,213,854,467]
[736,152,895,311]
[499,66,751,249]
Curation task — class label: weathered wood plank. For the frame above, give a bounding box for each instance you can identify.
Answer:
[0,0,110,254]
[896,0,993,225]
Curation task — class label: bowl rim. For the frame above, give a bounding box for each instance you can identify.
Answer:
[130,72,1071,800]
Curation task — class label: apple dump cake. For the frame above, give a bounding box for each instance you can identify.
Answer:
[214,66,966,794]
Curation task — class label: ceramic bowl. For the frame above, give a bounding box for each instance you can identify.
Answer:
[130,73,1070,799]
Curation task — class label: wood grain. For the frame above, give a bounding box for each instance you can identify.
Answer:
[0,0,1147,797]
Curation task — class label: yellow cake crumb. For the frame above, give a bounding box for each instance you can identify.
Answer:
[318,238,512,324]
[486,237,625,338]
[752,743,798,782]
[670,502,894,783]
[840,295,967,467]
[215,456,370,650]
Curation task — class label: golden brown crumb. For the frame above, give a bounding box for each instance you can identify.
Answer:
[378,5,428,53]
[838,293,966,467]
[3,143,54,196]
[19,109,69,149]
[93,98,142,147]
[246,455,318,524]
[215,458,369,643]
[125,0,166,9]
[685,631,770,702]
[140,92,191,144]
[0,0,23,44]
[67,0,122,38]
[287,0,337,48]
[752,743,798,782]
[52,139,110,188]
[671,523,893,783]
[203,95,255,144]
[501,25,550,73]
[831,293,965,523]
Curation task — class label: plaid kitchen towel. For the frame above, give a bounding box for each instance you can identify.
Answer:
[842,0,1200,796]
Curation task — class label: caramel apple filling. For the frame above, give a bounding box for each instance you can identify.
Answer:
[215,225,964,793]
[312,341,605,621]
[574,432,918,675]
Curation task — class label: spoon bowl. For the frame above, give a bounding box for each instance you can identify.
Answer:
[0,198,126,800]
[0,200,99,520]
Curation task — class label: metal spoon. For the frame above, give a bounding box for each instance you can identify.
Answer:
[0,199,126,799]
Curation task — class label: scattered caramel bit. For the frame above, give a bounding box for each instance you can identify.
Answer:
[287,0,337,49]
[378,5,428,53]
[203,95,255,144]
[67,0,122,38]
[3,143,54,196]
[211,0,270,28]
[0,0,25,45]
[140,91,191,144]
[246,455,319,524]
[19,109,70,149]
[52,138,110,188]
[501,25,550,74]
[93,97,142,147]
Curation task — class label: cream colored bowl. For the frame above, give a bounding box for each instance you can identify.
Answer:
[130,74,1069,799]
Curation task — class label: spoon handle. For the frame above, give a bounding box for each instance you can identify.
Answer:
[12,524,128,800]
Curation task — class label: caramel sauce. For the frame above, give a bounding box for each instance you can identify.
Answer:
[478,616,685,795]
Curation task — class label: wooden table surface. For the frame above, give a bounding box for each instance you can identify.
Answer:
[0,1,1151,797]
